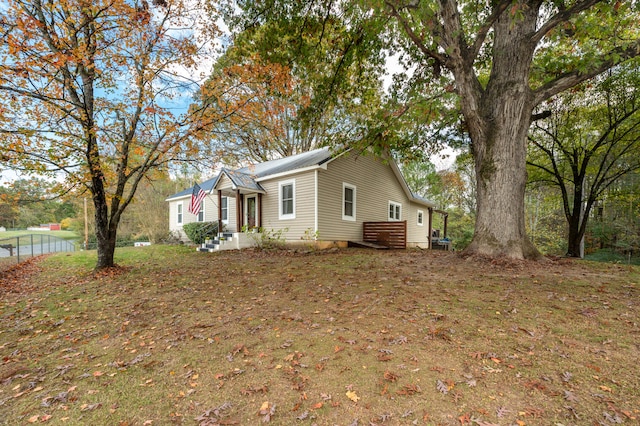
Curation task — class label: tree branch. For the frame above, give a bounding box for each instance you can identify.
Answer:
[385,0,448,66]
[469,0,511,61]
[532,40,640,105]
[531,0,602,45]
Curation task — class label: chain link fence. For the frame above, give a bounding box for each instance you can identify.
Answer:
[0,234,76,272]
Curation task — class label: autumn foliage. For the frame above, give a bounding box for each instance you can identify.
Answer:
[0,0,221,268]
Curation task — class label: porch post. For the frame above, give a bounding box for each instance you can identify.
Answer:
[428,207,433,250]
[236,189,242,232]
[257,193,263,228]
[217,190,223,233]
[443,213,448,239]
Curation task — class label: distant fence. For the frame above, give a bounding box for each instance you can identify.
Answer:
[0,234,76,272]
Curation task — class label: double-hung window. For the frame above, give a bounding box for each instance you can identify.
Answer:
[417,210,424,226]
[342,183,356,221]
[388,201,401,221]
[177,202,183,225]
[197,203,205,222]
[220,197,228,223]
[279,180,295,220]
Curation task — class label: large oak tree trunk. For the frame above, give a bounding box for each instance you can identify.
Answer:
[454,2,543,260]
[465,106,542,259]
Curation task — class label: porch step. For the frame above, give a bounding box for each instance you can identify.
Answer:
[196,232,256,252]
[196,247,217,252]
[348,240,389,249]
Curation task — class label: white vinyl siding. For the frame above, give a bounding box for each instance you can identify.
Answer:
[279,180,295,220]
[342,183,356,221]
[260,172,315,239]
[317,153,408,241]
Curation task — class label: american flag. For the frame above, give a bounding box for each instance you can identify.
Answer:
[187,183,207,214]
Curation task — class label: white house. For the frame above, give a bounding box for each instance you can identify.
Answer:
[166,147,447,250]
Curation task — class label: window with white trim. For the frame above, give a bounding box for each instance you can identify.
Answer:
[177,202,183,225]
[221,197,228,223]
[388,201,402,221]
[417,210,424,226]
[197,203,205,222]
[279,180,295,219]
[342,183,356,221]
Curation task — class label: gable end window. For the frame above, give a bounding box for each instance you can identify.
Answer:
[177,202,183,225]
[279,180,295,220]
[388,201,401,221]
[417,210,424,226]
[342,183,356,221]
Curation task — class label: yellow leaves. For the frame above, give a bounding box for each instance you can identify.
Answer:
[27,414,52,423]
[345,390,360,403]
[258,401,276,422]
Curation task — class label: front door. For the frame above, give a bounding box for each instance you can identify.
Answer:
[246,196,257,229]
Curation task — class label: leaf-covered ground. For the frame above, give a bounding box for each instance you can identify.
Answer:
[0,246,638,425]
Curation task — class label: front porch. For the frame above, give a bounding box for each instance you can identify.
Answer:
[213,168,267,233]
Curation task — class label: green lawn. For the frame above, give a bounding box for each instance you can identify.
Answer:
[585,248,640,265]
[1,246,638,425]
[0,230,80,241]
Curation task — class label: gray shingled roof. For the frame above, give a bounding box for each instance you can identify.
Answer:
[166,147,334,200]
[223,169,266,192]
[235,147,333,177]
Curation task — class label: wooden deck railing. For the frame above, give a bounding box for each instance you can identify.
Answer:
[363,221,407,249]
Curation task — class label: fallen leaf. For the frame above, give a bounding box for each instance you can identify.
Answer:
[383,371,399,382]
[80,403,102,411]
[345,390,360,402]
[436,379,448,394]
[258,401,276,422]
[458,412,471,424]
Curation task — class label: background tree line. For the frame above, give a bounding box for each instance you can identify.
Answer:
[1,0,638,268]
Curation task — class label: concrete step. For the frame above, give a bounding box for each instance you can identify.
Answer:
[196,247,217,252]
